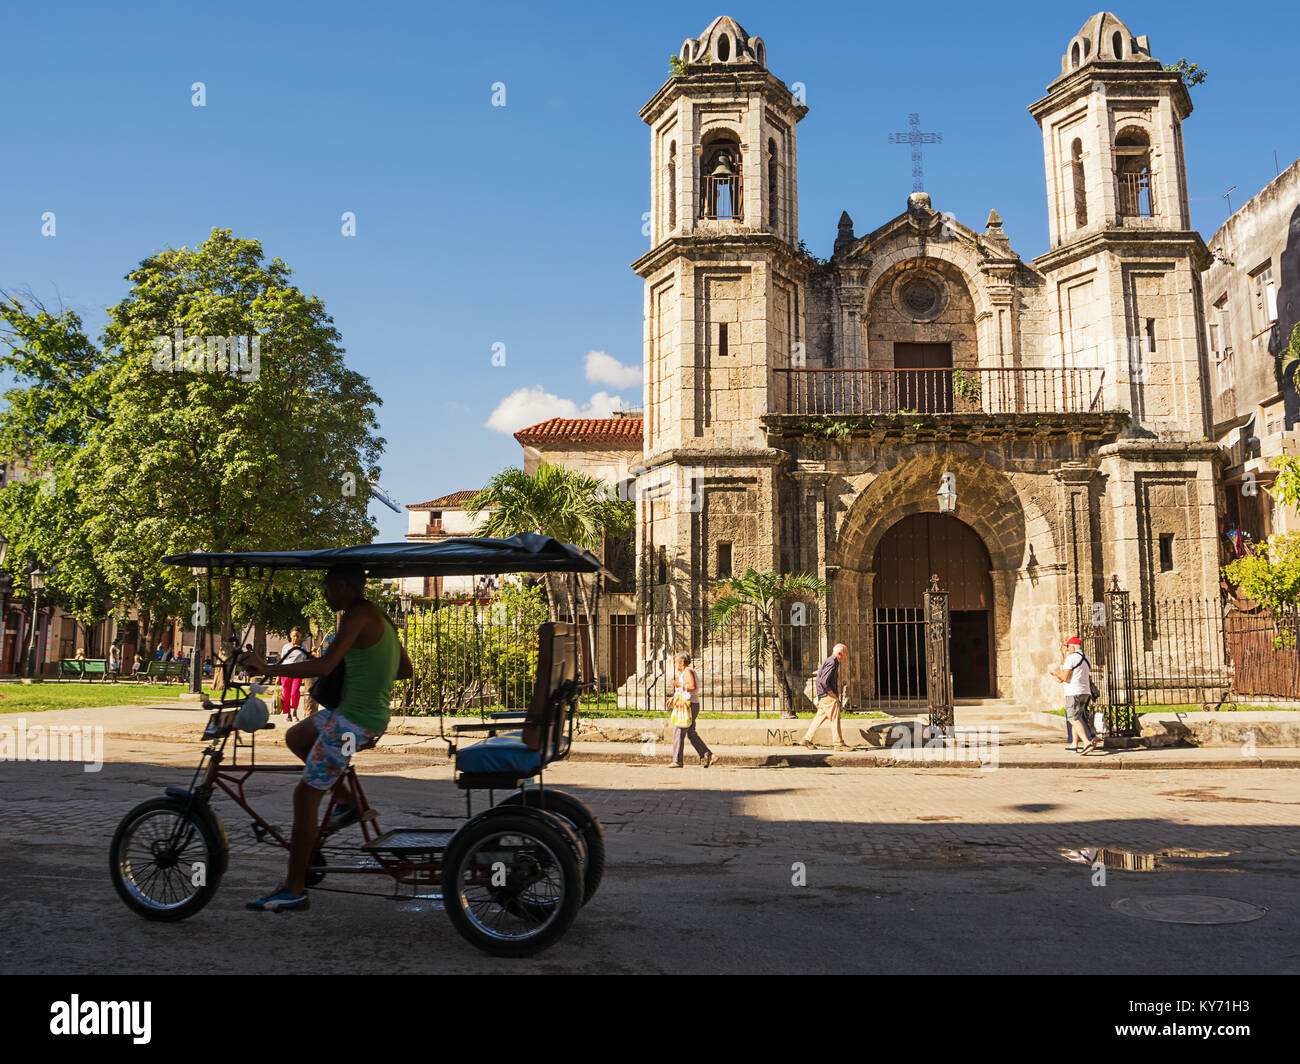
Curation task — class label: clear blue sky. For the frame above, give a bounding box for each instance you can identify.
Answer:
[2,0,1296,540]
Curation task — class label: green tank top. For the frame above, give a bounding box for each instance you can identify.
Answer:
[337,617,400,734]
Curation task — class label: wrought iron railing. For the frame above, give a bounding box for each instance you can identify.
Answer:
[699,174,743,220]
[1117,170,1157,217]
[777,367,1107,416]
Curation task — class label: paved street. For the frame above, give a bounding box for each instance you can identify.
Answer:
[2,738,1298,974]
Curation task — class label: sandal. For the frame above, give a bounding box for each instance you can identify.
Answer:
[796,738,816,749]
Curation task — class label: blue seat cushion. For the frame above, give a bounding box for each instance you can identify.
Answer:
[457,734,541,776]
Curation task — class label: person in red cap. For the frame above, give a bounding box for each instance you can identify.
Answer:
[1050,636,1097,754]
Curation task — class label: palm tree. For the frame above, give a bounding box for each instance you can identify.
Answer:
[708,569,829,718]
[467,463,633,686]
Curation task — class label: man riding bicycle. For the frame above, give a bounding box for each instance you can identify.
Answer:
[237,563,412,911]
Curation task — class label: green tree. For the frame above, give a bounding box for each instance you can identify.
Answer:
[1277,321,1300,390]
[0,230,387,658]
[467,463,633,686]
[0,294,125,649]
[708,569,829,718]
[95,228,383,642]
[1226,532,1300,647]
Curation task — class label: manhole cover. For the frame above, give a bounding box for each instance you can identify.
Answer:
[1112,895,1267,925]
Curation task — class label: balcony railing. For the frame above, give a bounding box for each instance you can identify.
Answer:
[776,367,1107,417]
[1117,170,1157,217]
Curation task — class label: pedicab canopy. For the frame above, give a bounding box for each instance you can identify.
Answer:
[162,533,612,578]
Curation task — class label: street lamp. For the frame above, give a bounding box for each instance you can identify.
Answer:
[937,472,958,514]
[24,561,46,679]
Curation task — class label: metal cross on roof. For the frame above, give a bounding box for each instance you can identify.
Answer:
[889,113,942,193]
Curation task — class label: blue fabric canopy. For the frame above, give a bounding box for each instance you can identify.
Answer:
[162,533,610,578]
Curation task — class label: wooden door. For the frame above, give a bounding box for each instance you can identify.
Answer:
[873,513,991,610]
[893,342,953,413]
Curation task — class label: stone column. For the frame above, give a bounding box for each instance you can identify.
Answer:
[1053,462,1099,633]
[989,568,1016,699]
[790,468,834,580]
[838,288,865,369]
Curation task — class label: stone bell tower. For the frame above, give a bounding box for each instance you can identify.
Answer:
[632,15,809,642]
[1029,10,1213,438]
[1029,11,1221,620]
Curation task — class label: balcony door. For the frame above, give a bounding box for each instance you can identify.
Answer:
[893,342,952,413]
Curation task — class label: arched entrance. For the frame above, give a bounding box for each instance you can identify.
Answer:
[873,513,995,699]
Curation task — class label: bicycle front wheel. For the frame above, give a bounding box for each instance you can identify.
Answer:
[110,797,224,921]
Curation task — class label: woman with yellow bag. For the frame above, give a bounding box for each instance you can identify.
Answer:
[668,652,714,768]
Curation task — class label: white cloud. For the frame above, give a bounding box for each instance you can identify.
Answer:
[485,386,631,435]
[584,349,641,390]
[583,391,624,417]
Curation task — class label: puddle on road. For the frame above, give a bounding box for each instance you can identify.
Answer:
[1062,846,1234,871]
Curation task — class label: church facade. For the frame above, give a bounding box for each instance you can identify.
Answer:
[631,13,1222,708]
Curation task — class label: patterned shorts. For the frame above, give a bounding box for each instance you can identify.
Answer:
[302,709,380,791]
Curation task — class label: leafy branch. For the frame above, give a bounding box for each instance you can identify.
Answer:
[1165,58,1208,88]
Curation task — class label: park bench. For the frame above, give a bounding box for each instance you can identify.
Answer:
[57,658,109,681]
[130,661,171,683]
[81,659,108,682]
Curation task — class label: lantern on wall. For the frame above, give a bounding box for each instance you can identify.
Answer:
[937,471,958,514]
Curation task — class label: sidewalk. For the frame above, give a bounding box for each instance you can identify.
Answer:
[5,702,1300,769]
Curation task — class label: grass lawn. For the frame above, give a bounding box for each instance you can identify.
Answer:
[0,683,200,714]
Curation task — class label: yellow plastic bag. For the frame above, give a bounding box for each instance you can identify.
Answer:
[669,693,693,728]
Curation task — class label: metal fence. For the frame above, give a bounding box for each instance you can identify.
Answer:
[389,589,1294,724]
[1224,604,1300,699]
[389,600,952,718]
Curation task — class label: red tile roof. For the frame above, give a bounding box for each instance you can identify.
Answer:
[407,489,480,510]
[514,417,644,446]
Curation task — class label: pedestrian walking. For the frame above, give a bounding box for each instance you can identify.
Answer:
[799,644,848,749]
[108,642,122,683]
[1050,636,1098,754]
[668,652,713,768]
[278,627,312,721]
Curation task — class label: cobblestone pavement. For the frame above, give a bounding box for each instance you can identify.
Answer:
[1,738,1297,974]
